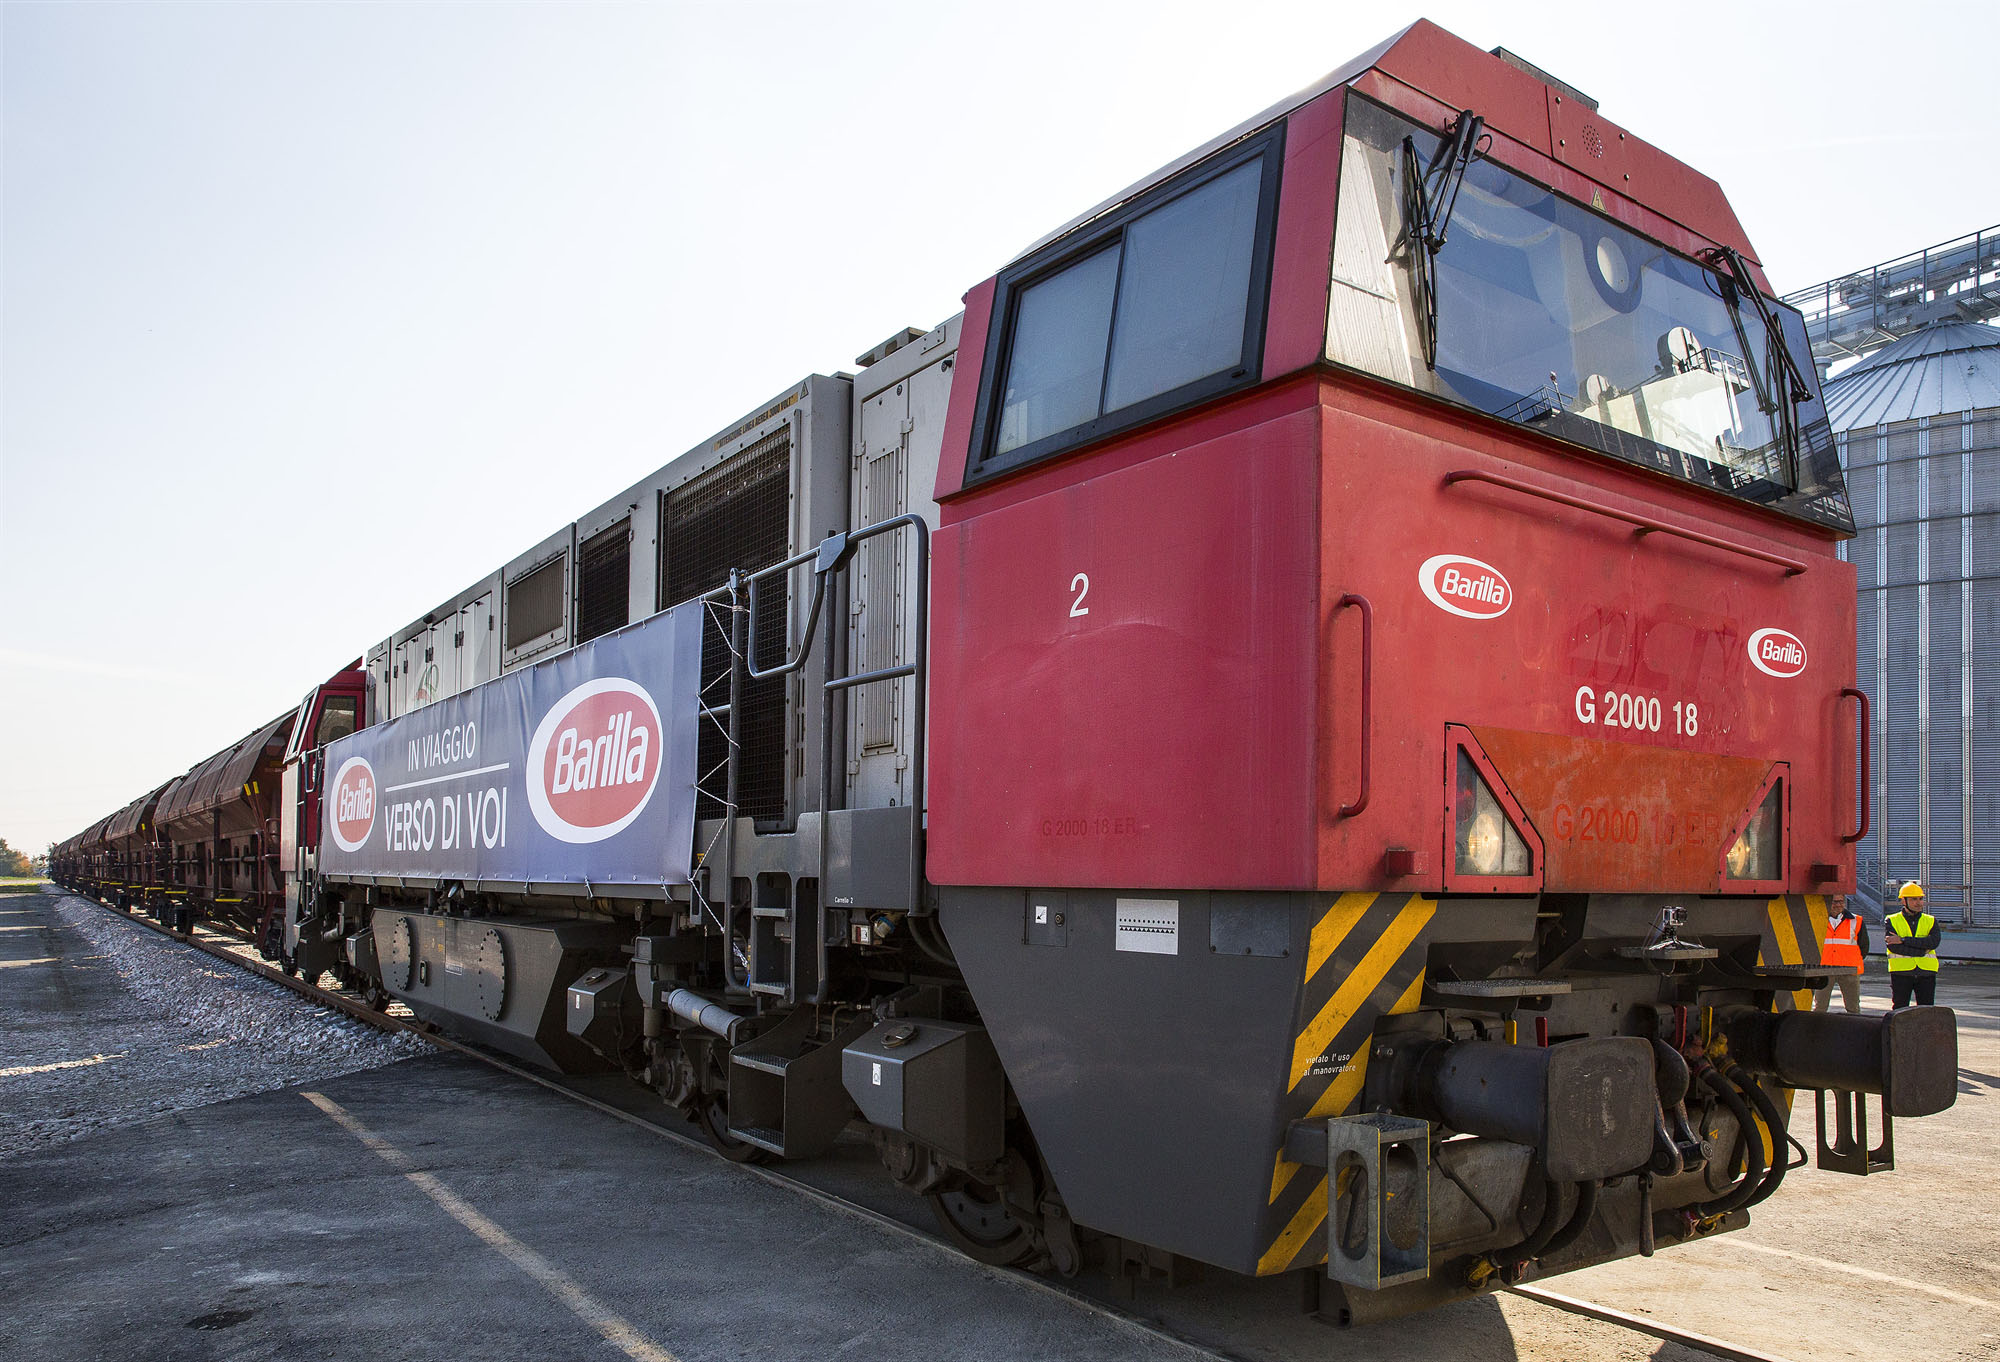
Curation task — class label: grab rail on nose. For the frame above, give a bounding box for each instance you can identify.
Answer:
[1334,593,1372,819]
[1442,468,1808,576]
[1840,687,1870,845]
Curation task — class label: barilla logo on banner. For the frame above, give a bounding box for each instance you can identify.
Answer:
[525,678,665,843]
[1418,554,1512,619]
[1747,627,1808,678]
[328,757,378,852]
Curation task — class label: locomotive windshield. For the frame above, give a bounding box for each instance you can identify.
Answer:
[1328,94,1852,531]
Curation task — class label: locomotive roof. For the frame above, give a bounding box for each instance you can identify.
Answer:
[1011,18,1753,271]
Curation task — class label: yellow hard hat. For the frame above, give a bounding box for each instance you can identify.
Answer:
[1899,881,1925,899]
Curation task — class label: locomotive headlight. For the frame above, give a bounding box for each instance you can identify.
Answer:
[1724,784,1783,881]
[1455,751,1530,877]
[1462,809,1508,875]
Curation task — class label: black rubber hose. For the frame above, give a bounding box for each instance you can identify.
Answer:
[1493,1178,1568,1269]
[1729,1064,1793,1208]
[1537,1178,1600,1260]
[1650,1037,1692,1106]
[1693,1066,1766,1216]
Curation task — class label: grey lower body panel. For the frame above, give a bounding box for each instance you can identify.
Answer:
[940,885,1818,1282]
[940,886,1316,1274]
[371,908,629,1071]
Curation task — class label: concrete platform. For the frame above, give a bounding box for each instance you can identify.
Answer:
[12,886,1987,1361]
[3,1051,1211,1362]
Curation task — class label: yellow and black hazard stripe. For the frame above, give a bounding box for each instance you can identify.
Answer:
[1746,893,1831,1129]
[1257,891,1435,1276]
[1759,893,1829,1012]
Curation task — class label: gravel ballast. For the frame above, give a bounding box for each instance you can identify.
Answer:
[0,894,424,1158]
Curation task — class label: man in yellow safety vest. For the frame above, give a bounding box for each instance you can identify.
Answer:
[1886,881,1941,1009]
[1814,898,1867,1014]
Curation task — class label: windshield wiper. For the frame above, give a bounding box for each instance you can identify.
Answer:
[1700,245,1811,485]
[1401,109,1486,368]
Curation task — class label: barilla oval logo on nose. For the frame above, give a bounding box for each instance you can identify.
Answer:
[525,678,664,844]
[1419,554,1512,619]
[328,757,377,853]
[1748,627,1808,678]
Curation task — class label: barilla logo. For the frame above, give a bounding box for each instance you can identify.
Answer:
[1418,554,1512,620]
[1748,627,1808,678]
[524,678,664,843]
[328,757,377,853]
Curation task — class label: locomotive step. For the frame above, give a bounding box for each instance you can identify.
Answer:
[1428,978,1574,999]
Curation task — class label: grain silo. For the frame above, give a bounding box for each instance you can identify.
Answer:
[1795,228,2000,929]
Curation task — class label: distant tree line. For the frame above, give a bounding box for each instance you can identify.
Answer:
[0,838,35,877]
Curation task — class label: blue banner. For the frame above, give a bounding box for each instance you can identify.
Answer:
[319,602,702,886]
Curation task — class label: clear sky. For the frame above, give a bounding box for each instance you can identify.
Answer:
[1,0,1991,854]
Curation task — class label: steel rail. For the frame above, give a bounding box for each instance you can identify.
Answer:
[1508,1286,1802,1362]
[66,890,1806,1362]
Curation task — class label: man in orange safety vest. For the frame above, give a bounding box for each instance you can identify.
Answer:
[1814,898,1867,1014]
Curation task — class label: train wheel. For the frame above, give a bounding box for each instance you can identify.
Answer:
[695,1092,770,1164]
[927,1184,1037,1266]
[692,1049,770,1165]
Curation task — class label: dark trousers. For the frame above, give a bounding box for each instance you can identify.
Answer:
[1890,971,1937,1008]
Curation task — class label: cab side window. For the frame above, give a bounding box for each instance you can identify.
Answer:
[314,695,359,747]
[973,128,1282,480]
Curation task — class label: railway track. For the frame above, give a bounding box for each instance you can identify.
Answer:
[66,890,1800,1362]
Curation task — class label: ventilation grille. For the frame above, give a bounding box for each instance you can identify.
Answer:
[506,556,566,651]
[857,446,903,754]
[575,519,631,645]
[663,431,792,822]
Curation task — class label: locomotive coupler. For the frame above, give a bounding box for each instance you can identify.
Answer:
[1722,1005,1958,1175]
[1402,1037,1656,1182]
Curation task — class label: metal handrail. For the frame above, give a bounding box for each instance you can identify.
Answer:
[1442,468,1808,576]
[744,538,835,681]
[1334,593,1371,818]
[813,514,929,1004]
[695,514,931,1004]
[1840,688,1870,846]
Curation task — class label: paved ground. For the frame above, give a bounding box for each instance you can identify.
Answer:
[1,894,419,1157]
[5,888,1989,1361]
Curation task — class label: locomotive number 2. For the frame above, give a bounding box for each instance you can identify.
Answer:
[1069,573,1090,618]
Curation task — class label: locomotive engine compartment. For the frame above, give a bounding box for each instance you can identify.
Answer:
[52,18,1963,1332]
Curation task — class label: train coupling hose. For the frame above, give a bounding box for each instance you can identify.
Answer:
[1722,1006,1958,1117]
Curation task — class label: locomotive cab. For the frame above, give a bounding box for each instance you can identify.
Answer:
[924,20,1958,1321]
[277,662,368,979]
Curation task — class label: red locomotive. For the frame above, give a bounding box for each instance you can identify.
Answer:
[56,22,1956,1326]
